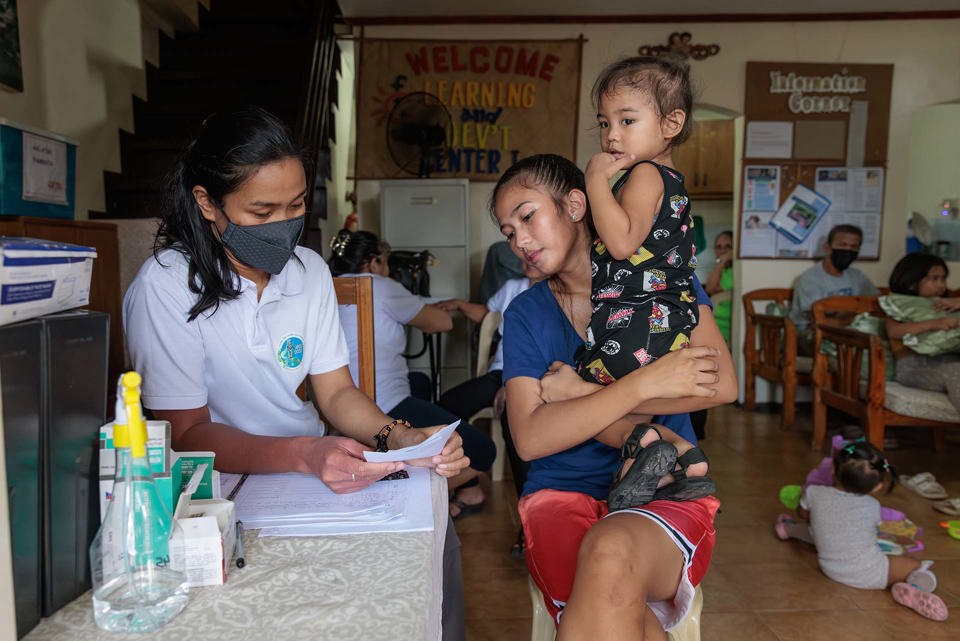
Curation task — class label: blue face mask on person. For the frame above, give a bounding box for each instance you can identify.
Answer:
[220,213,305,275]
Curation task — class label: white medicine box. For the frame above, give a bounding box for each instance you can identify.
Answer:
[171,490,237,587]
[0,237,96,326]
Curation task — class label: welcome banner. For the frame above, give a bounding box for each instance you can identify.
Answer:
[356,38,582,181]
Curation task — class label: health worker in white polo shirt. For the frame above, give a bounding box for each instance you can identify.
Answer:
[123,107,469,641]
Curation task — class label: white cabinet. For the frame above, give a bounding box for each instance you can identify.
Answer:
[381,179,470,392]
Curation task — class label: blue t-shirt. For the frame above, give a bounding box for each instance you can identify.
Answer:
[503,276,711,499]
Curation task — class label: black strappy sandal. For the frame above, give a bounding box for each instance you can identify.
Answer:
[652,447,716,502]
[607,424,678,511]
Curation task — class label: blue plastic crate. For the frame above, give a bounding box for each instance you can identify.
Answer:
[0,119,77,219]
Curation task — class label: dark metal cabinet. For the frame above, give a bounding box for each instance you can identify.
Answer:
[0,310,107,637]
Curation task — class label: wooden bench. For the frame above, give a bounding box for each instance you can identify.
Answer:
[742,288,812,429]
[811,295,960,451]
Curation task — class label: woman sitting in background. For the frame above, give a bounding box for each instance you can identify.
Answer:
[703,230,734,344]
[328,229,497,517]
[884,252,960,412]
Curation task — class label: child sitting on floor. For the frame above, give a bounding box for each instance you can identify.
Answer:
[788,441,947,621]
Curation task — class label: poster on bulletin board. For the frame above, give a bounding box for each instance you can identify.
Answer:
[355,38,582,181]
[739,164,883,259]
[738,61,893,260]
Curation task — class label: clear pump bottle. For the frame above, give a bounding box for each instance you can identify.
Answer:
[90,372,189,632]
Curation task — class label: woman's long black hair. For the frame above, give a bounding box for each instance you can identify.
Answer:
[328,229,385,276]
[888,252,948,295]
[156,105,306,320]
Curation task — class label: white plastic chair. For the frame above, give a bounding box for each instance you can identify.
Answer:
[468,311,506,481]
[528,577,703,641]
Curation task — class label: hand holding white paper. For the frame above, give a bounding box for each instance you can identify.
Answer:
[363,420,460,463]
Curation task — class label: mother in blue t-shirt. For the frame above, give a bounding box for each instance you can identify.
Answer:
[495,155,737,639]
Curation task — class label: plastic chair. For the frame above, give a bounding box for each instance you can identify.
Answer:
[527,576,703,641]
[468,311,506,481]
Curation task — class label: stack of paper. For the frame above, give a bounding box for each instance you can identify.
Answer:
[228,466,434,537]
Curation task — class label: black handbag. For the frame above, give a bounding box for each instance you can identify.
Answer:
[388,249,435,297]
[388,249,442,400]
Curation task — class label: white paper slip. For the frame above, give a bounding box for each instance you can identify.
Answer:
[363,419,460,462]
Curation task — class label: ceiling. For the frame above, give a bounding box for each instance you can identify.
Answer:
[338,0,960,21]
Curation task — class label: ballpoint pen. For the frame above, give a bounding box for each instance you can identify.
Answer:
[235,521,246,568]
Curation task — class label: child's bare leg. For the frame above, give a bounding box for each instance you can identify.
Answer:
[887,556,922,586]
[656,425,709,487]
[604,423,712,499]
[595,417,652,449]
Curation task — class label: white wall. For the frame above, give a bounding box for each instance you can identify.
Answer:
[316,39,359,259]
[907,102,960,264]
[357,19,960,401]
[0,0,158,219]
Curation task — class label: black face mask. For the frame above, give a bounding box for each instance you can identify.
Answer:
[830,249,858,272]
[220,212,305,275]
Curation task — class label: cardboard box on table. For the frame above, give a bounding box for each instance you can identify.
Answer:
[98,420,236,586]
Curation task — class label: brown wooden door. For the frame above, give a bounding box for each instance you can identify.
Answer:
[671,127,700,190]
[697,120,735,196]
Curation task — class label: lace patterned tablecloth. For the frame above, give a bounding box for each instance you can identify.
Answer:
[24,473,445,641]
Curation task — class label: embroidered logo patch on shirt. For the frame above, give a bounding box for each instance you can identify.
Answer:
[276,334,305,369]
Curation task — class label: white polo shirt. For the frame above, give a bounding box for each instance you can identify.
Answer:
[123,246,348,437]
[337,273,424,414]
[486,277,531,372]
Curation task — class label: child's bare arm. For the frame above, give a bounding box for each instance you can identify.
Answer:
[885,315,959,340]
[585,155,664,260]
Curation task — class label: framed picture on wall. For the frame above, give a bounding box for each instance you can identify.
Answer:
[0,0,23,92]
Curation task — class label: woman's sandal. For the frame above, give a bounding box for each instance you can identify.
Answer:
[652,447,717,502]
[607,425,678,511]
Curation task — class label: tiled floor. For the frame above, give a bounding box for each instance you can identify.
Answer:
[456,404,960,640]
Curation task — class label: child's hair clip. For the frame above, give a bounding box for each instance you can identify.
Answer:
[330,230,351,257]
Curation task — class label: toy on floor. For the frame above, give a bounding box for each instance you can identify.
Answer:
[778,435,924,554]
[941,521,960,540]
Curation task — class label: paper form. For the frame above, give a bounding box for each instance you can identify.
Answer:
[363,420,460,462]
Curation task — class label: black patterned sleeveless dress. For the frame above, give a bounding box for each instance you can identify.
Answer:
[575,160,699,383]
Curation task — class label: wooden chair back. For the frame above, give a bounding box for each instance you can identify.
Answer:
[810,294,957,451]
[334,276,376,400]
[742,287,809,429]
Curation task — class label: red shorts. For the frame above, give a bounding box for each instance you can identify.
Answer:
[518,490,719,631]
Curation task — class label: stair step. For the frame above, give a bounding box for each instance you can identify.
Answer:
[159,43,308,73]
[105,0,327,221]
[205,0,316,21]
[105,190,163,219]
[119,131,190,152]
[146,86,301,112]
[148,65,303,83]
[119,144,181,182]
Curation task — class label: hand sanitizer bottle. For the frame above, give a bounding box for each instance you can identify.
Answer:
[90,372,189,631]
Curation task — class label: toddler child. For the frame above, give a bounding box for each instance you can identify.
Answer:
[797,441,947,621]
[573,56,712,508]
[576,55,699,385]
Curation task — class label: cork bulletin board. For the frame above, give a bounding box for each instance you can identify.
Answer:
[738,62,894,260]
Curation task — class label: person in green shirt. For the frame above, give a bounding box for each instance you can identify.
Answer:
[704,230,734,343]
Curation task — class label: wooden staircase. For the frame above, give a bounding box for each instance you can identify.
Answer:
[96,0,339,220]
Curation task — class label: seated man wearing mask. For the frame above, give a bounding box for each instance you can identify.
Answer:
[789,224,878,355]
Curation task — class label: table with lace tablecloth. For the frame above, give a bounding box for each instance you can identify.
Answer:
[24,473,446,641]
